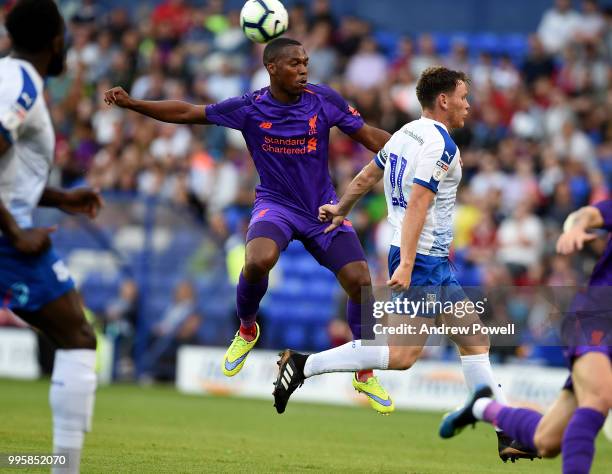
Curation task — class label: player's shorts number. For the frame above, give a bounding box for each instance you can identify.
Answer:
[52,260,71,282]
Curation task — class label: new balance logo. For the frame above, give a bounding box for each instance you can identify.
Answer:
[259,122,272,129]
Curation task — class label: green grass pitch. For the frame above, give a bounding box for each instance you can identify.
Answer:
[1,378,611,473]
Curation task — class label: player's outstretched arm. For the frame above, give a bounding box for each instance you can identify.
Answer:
[319,161,383,233]
[350,124,391,153]
[39,187,104,219]
[104,87,209,125]
[556,206,603,255]
[387,184,434,291]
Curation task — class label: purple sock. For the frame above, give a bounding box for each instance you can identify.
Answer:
[346,299,363,339]
[347,296,377,340]
[562,407,605,474]
[236,271,268,328]
[482,400,504,422]
[489,406,542,452]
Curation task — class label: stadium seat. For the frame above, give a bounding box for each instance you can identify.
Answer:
[431,33,453,55]
[373,30,400,58]
[501,33,529,59]
[469,33,501,55]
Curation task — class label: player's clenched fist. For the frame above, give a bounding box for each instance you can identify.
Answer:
[59,188,105,219]
[104,87,132,108]
[387,263,412,292]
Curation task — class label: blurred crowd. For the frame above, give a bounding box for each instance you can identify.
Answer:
[1,0,612,371]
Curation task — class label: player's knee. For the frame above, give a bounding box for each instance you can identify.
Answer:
[244,252,276,279]
[59,322,97,350]
[594,381,612,411]
[533,432,561,458]
[580,385,612,413]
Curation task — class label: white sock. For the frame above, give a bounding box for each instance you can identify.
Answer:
[50,350,97,474]
[472,397,494,420]
[460,353,507,431]
[303,340,389,377]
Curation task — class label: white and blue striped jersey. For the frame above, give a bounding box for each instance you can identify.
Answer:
[0,57,54,232]
[374,117,462,257]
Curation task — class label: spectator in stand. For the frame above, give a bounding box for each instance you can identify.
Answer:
[303,20,337,84]
[574,0,606,45]
[152,281,200,340]
[344,36,387,91]
[411,33,439,77]
[521,35,556,86]
[145,281,202,381]
[552,119,598,172]
[537,0,581,54]
[497,201,545,279]
[445,40,471,74]
[103,279,139,380]
[151,0,191,45]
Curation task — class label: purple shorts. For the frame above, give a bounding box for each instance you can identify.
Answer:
[560,289,612,391]
[562,346,612,391]
[245,200,366,274]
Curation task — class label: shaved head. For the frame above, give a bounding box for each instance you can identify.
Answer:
[263,37,303,65]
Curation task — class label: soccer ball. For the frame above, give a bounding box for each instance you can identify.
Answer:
[240,0,289,44]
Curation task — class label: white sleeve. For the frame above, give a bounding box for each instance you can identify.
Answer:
[373,139,392,170]
[413,133,456,193]
[373,147,388,170]
[0,65,40,144]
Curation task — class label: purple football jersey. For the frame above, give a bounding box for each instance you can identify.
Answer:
[589,199,612,286]
[205,83,364,216]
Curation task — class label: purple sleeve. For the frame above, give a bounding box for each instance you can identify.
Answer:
[318,85,364,135]
[593,200,612,231]
[204,94,251,130]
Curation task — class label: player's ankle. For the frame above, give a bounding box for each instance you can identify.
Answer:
[356,369,373,382]
[239,324,257,341]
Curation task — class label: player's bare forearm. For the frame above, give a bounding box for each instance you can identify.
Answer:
[337,161,384,215]
[563,206,604,232]
[129,99,208,124]
[350,124,391,153]
[39,187,103,218]
[399,185,434,269]
[104,87,209,124]
[38,187,68,208]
